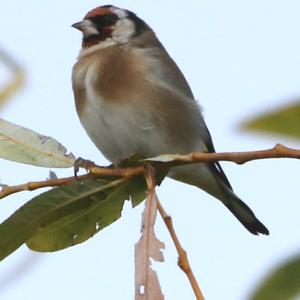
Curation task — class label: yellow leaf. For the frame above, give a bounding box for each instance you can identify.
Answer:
[241,102,300,140]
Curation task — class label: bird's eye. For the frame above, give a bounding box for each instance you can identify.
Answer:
[103,14,118,25]
[90,14,118,29]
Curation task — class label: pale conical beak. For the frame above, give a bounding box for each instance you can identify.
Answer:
[71,21,86,31]
[71,20,99,36]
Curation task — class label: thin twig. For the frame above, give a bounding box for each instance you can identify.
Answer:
[157,200,205,300]
[89,165,144,179]
[0,174,92,199]
[158,143,300,165]
[0,165,145,199]
[1,144,300,200]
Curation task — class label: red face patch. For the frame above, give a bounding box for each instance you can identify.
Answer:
[84,7,112,19]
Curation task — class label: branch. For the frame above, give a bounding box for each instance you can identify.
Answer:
[147,144,300,165]
[0,165,144,199]
[0,174,91,199]
[1,144,299,200]
[157,200,205,300]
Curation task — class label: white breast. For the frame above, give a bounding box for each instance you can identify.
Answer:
[77,62,169,162]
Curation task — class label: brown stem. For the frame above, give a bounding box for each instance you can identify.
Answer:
[1,144,300,200]
[170,144,300,165]
[89,165,144,179]
[0,174,92,199]
[157,200,205,300]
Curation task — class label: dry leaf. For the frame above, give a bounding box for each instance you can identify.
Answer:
[135,184,165,300]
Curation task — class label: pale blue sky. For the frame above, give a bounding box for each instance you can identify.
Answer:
[1,1,300,299]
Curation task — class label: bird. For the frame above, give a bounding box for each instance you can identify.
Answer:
[71,5,269,235]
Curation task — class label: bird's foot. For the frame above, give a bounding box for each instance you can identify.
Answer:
[74,157,97,177]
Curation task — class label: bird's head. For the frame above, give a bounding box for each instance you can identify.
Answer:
[72,5,147,49]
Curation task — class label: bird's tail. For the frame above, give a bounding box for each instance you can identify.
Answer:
[168,164,269,235]
[224,193,269,235]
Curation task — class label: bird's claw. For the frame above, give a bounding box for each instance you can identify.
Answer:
[74,157,97,178]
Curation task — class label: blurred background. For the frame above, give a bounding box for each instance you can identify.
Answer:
[0,1,300,299]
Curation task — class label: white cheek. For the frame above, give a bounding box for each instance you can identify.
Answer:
[79,19,99,37]
[112,19,135,43]
[83,26,99,37]
[112,8,128,19]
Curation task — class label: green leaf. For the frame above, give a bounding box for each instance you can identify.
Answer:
[27,180,129,251]
[250,254,300,300]
[0,176,147,259]
[0,118,76,167]
[27,177,147,252]
[241,102,300,140]
[128,176,147,208]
